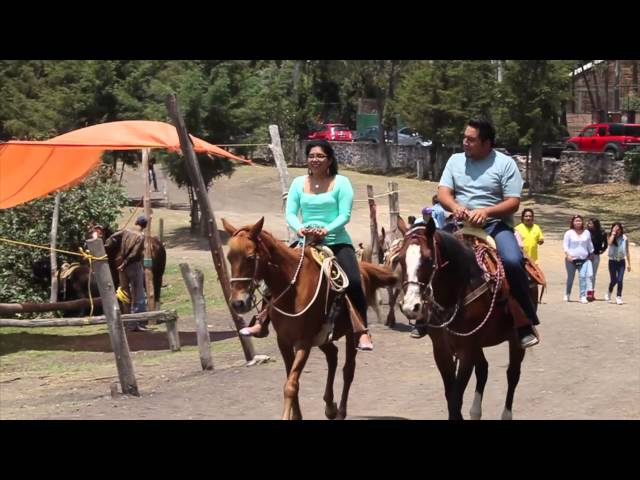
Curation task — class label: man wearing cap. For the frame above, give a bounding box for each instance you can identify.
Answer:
[111,216,148,330]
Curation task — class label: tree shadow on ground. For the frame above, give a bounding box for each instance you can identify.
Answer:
[0,330,237,355]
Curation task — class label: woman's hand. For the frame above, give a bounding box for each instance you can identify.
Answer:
[627,264,632,273]
[297,228,309,238]
[566,255,574,262]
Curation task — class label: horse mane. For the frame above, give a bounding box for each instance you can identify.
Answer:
[434,230,483,285]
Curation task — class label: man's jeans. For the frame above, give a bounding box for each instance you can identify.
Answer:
[485,221,539,325]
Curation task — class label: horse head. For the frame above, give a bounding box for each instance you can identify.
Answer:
[396,215,437,320]
[222,217,267,314]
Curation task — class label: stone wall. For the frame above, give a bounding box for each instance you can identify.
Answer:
[513,151,625,187]
[249,142,627,186]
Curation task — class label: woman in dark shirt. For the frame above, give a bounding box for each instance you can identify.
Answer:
[587,218,608,300]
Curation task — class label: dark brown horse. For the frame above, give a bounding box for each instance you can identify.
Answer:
[395,216,538,420]
[222,217,397,420]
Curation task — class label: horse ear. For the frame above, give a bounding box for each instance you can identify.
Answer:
[426,215,436,236]
[248,217,264,240]
[221,218,237,236]
[397,217,408,235]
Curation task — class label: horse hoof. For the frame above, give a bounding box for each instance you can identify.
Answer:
[325,402,338,420]
[336,410,347,420]
[469,410,482,420]
[501,409,513,420]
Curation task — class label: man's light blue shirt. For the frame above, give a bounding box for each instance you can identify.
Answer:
[439,150,522,228]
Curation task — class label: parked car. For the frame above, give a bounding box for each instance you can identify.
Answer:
[355,125,432,147]
[307,123,353,142]
[566,123,640,159]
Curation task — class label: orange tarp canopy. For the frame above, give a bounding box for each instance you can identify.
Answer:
[0,120,251,209]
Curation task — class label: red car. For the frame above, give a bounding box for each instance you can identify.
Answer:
[566,123,640,159]
[307,123,353,142]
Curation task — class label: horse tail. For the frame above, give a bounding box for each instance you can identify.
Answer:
[153,240,166,304]
[359,261,398,290]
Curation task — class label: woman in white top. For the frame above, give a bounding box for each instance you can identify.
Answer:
[605,222,631,305]
[563,215,594,304]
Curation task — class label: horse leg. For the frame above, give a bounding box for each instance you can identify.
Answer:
[281,344,311,421]
[373,290,383,324]
[318,342,339,419]
[385,286,398,327]
[469,350,489,420]
[430,336,456,418]
[450,351,476,421]
[502,336,525,420]
[337,333,356,420]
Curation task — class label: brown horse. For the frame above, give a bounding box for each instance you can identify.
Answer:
[222,217,397,420]
[395,216,538,420]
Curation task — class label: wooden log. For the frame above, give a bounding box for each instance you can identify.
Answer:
[0,310,177,327]
[367,185,381,264]
[165,93,255,362]
[180,263,213,370]
[159,218,164,244]
[142,147,156,315]
[165,318,180,352]
[388,181,400,241]
[50,192,61,303]
[86,238,139,396]
[0,297,103,315]
[268,124,296,243]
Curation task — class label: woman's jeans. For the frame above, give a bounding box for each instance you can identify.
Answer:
[591,254,601,291]
[565,258,593,298]
[608,259,626,297]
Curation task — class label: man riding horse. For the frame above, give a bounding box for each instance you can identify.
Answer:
[437,117,539,349]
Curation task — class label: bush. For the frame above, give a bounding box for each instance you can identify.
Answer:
[623,149,640,185]
[0,166,127,305]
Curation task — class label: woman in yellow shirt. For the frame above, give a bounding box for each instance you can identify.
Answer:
[514,208,544,263]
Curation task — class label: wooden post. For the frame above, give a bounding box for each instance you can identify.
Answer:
[141,148,156,315]
[49,192,61,303]
[86,238,139,396]
[268,124,296,243]
[416,156,424,180]
[367,185,380,264]
[180,263,213,371]
[387,181,400,241]
[165,93,255,362]
[159,218,164,244]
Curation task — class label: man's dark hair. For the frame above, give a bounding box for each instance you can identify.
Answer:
[468,118,496,147]
[521,208,535,221]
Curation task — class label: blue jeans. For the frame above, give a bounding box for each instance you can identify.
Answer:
[125,262,147,314]
[485,221,539,325]
[565,258,593,298]
[592,254,601,291]
[608,259,626,297]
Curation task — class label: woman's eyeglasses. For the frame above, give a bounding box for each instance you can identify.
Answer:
[308,153,327,159]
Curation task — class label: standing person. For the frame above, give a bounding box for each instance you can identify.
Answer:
[148,157,159,192]
[562,215,594,304]
[514,208,545,264]
[586,218,608,300]
[438,117,539,349]
[241,140,373,351]
[430,194,447,229]
[605,222,631,305]
[110,216,148,330]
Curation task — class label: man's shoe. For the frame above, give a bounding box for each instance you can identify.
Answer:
[579,296,588,304]
[616,296,623,305]
[563,294,570,302]
[520,333,539,349]
[604,292,611,302]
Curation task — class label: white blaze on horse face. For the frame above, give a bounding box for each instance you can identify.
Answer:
[402,244,424,318]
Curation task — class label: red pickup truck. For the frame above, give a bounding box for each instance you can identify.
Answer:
[566,123,640,159]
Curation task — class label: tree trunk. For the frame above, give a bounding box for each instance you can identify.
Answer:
[529,141,544,194]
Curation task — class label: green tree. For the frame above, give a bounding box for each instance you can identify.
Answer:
[0,166,127,307]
